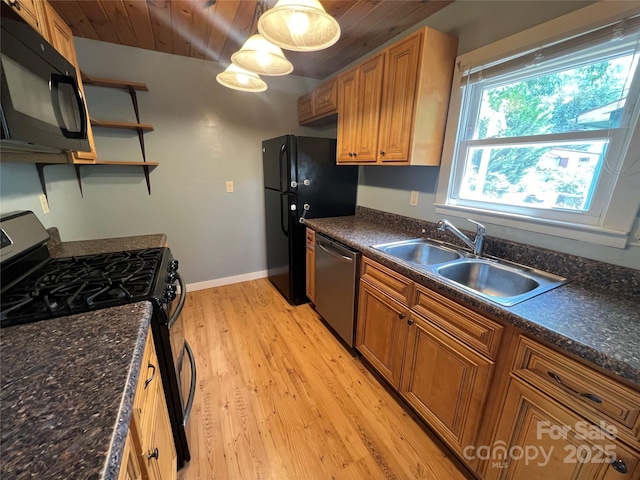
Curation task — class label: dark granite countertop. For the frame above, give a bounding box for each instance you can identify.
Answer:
[305,210,640,387]
[0,302,153,480]
[46,227,167,258]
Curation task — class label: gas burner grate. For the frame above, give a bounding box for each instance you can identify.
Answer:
[0,248,164,327]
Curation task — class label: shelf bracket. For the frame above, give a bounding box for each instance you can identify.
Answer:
[35,163,49,201]
[74,165,84,197]
[143,164,151,195]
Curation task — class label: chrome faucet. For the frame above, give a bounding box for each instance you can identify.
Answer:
[436,218,486,256]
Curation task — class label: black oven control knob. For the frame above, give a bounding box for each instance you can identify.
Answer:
[168,259,179,273]
[166,272,177,284]
[163,285,177,302]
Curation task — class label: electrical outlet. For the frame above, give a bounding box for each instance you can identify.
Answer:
[39,194,50,214]
[409,190,419,206]
[226,181,234,193]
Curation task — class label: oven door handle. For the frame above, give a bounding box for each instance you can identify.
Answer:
[183,339,196,424]
[168,272,187,329]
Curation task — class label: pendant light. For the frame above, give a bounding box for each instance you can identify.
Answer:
[258,0,340,52]
[216,64,267,92]
[231,34,294,76]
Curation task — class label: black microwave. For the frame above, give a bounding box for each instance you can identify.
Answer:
[0,4,89,154]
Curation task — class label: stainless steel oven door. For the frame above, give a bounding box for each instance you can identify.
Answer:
[168,273,196,426]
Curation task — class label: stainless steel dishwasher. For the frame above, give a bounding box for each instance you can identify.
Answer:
[314,233,360,347]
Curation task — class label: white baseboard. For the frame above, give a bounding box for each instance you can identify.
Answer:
[186,270,268,292]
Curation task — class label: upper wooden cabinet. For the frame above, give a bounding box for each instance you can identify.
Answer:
[2,0,46,35]
[337,26,457,166]
[337,53,385,163]
[41,0,97,163]
[297,77,338,126]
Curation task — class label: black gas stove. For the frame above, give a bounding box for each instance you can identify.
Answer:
[0,247,176,327]
[0,211,194,468]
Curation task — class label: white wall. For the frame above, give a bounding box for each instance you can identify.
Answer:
[355,0,640,269]
[0,40,330,283]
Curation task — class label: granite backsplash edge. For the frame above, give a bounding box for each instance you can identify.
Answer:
[355,206,640,296]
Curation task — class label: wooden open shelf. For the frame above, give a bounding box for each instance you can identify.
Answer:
[94,160,159,166]
[90,118,154,132]
[81,72,148,92]
[35,73,158,200]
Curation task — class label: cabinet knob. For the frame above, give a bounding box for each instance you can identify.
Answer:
[353,152,358,157]
[380,150,385,156]
[611,459,628,474]
[398,313,405,319]
[9,0,21,9]
[148,447,159,461]
[408,318,414,325]
[348,152,353,157]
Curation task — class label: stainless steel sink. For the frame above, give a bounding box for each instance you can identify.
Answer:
[373,238,462,266]
[435,259,566,306]
[372,238,566,306]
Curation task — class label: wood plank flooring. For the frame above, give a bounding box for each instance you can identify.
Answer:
[178,279,471,480]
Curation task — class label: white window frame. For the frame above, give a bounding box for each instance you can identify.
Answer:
[435,2,640,248]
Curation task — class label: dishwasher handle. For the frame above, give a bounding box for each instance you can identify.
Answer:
[316,238,354,263]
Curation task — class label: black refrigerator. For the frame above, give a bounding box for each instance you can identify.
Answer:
[263,134,359,305]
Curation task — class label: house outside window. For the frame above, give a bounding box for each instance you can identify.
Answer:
[436,4,640,248]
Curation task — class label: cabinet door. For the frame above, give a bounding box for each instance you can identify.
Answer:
[400,311,494,457]
[42,1,97,163]
[336,67,359,163]
[298,91,314,125]
[377,31,422,163]
[485,377,640,480]
[314,77,338,117]
[354,53,384,162]
[146,384,178,480]
[305,228,315,302]
[119,429,143,480]
[356,281,409,389]
[3,0,46,35]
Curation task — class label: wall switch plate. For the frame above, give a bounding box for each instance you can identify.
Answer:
[39,194,50,214]
[226,181,234,193]
[409,190,419,206]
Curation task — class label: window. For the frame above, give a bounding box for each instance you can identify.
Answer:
[437,5,640,247]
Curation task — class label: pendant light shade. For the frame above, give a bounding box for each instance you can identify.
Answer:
[231,34,294,76]
[216,64,267,92]
[258,0,340,52]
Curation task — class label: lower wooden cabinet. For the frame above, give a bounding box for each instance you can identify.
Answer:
[355,256,640,479]
[400,311,494,458]
[485,376,640,480]
[119,429,143,480]
[356,280,410,389]
[121,328,177,480]
[305,228,315,302]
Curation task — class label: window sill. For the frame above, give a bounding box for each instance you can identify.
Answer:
[434,203,630,248]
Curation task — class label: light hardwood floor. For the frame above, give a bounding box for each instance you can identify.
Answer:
[178,279,471,480]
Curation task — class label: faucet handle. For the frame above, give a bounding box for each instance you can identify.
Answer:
[467,218,486,235]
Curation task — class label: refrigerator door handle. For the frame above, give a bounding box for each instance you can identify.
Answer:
[279,143,287,192]
[280,193,295,236]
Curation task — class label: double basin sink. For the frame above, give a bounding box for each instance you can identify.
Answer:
[372,238,566,307]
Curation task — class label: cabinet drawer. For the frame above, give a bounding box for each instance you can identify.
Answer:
[412,284,503,360]
[132,332,160,446]
[361,257,413,305]
[512,335,640,450]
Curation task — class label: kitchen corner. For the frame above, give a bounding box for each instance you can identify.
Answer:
[304,206,640,387]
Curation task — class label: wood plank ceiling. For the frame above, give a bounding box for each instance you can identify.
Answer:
[49,0,453,79]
